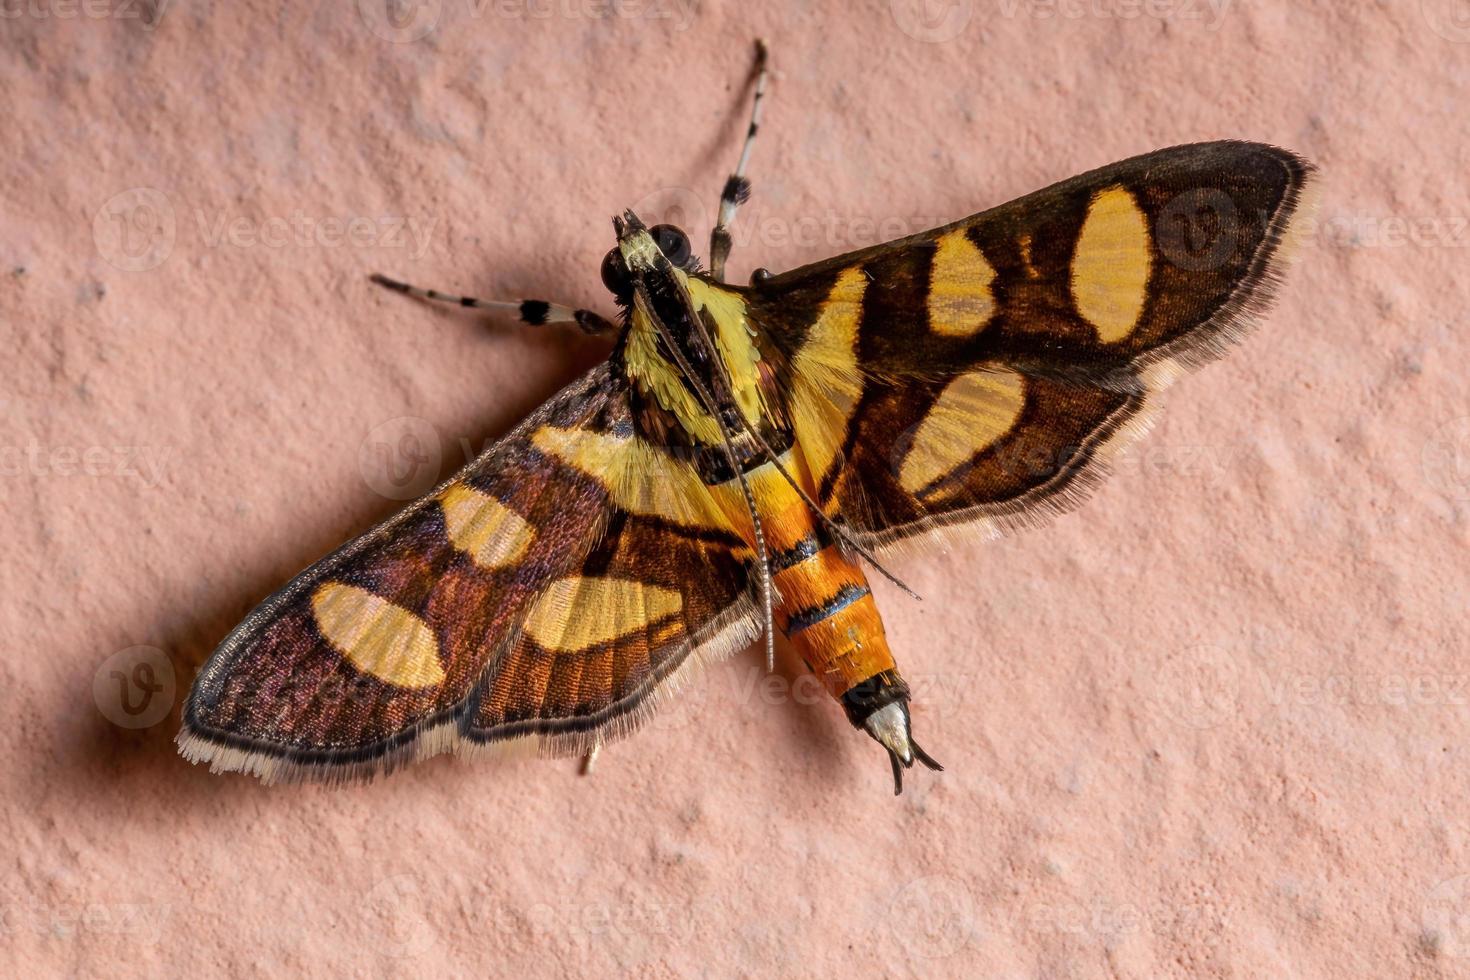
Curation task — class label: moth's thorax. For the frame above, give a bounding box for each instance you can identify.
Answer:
[621,270,781,460]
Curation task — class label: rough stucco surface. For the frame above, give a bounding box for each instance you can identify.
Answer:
[3,2,1469,976]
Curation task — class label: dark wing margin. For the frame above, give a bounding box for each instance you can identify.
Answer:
[177,364,757,784]
[744,140,1316,554]
[462,508,759,759]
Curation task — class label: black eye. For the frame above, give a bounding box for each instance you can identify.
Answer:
[650,224,692,268]
[600,248,632,299]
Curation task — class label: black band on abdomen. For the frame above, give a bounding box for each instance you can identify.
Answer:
[785,583,869,634]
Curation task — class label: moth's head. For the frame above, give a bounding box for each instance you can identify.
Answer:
[602,210,697,303]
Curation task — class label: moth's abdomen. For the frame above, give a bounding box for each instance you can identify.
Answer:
[771,538,897,699]
[712,450,897,701]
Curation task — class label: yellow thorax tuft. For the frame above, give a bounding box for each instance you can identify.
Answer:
[624,274,766,444]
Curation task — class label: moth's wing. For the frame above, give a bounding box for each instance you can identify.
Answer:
[747,140,1315,552]
[178,364,758,783]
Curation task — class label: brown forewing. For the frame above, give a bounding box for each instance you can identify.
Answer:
[178,365,755,782]
[741,140,1314,550]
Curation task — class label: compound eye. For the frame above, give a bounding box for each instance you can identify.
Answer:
[649,224,692,268]
[600,248,632,300]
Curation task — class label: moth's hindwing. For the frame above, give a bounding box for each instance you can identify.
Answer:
[178,365,758,783]
[746,140,1316,552]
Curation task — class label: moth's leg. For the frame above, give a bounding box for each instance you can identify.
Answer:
[708,39,770,282]
[369,273,616,335]
[579,741,601,776]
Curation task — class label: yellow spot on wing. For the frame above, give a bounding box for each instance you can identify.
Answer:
[928,231,996,337]
[1071,186,1152,343]
[899,367,1028,496]
[790,267,866,490]
[438,483,533,570]
[531,426,727,532]
[311,582,444,689]
[522,576,683,652]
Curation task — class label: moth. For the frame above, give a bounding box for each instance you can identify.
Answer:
[177,41,1315,793]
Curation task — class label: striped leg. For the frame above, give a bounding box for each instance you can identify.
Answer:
[369,273,616,335]
[708,39,770,282]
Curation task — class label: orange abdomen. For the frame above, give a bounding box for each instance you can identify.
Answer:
[717,451,896,698]
[770,535,895,699]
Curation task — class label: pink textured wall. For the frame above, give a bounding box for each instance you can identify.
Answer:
[4,2,1469,975]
